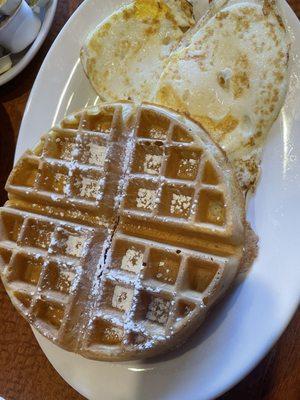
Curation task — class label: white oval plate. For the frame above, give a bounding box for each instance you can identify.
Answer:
[16,1,300,399]
[0,0,57,86]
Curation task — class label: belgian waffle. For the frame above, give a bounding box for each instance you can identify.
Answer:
[0,102,256,360]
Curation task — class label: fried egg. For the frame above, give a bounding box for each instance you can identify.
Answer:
[81,0,195,103]
[155,0,290,192]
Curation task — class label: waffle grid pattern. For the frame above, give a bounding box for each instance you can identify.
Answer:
[7,106,123,217]
[0,102,244,359]
[122,108,229,232]
[87,231,227,349]
[0,207,97,339]
[81,105,234,353]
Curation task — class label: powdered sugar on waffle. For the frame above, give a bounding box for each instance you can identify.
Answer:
[143,154,162,175]
[147,297,171,325]
[88,143,106,167]
[136,188,156,210]
[80,177,100,198]
[170,193,192,214]
[112,285,134,312]
[0,102,253,361]
[66,235,85,257]
[121,248,143,273]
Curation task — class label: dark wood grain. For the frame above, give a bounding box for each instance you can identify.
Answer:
[0,1,299,399]
[288,0,300,17]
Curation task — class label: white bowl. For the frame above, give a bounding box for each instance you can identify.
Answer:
[0,0,41,53]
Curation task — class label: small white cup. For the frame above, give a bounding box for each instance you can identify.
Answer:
[0,0,41,53]
[0,0,21,16]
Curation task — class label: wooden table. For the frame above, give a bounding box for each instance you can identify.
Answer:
[0,1,299,399]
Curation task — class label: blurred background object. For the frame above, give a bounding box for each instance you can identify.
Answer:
[0,0,41,54]
[0,0,21,16]
[0,0,55,81]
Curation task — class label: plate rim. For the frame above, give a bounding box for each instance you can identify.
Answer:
[0,0,58,86]
[15,0,300,399]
